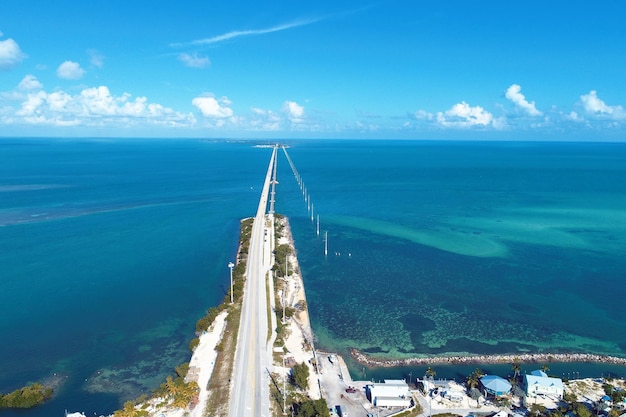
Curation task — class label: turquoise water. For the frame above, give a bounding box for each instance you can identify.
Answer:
[274,141,626,368]
[0,139,268,416]
[1,139,625,415]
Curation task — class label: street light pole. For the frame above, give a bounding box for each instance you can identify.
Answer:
[282,289,286,324]
[228,262,235,303]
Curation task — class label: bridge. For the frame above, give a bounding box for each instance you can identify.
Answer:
[228,145,278,417]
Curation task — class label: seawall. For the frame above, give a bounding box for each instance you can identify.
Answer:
[351,349,626,368]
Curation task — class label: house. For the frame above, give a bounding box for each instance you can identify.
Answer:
[480,375,512,397]
[367,379,412,407]
[524,370,564,399]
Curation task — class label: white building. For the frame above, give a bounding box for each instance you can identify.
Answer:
[367,379,412,407]
[524,370,564,399]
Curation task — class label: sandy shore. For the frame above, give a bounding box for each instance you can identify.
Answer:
[133,310,228,417]
[351,349,626,368]
[275,216,321,400]
[185,310,228,417]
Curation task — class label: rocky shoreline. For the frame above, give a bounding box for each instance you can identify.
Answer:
[351,348,626,368]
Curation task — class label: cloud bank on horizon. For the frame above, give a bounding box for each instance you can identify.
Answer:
[1,1,625,139]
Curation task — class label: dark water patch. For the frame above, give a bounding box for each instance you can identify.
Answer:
[399,313,436,345]
[508,302,541,315]
[361,347,390,354]
[441,338,539,355]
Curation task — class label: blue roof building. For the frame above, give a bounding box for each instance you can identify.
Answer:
[480,375,512,397]
[524,370,563,399]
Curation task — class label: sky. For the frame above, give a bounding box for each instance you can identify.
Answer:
[1,0,625,140]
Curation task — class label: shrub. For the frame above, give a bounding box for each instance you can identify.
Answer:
[291,363,310,391]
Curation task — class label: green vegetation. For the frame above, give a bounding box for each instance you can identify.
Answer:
[0,383,53,409]
[205,305,241,417]
[465,368,483,390]
[391,400,423,417]
[203,217,255,417]
[274,214,286,238]
[295,398,330,417]
[111,374,199,417]
[604,382,626,403]
[512,359,521,379]
[274,243,292,278]
[291,362,310,391]
[188,337,200,352]
[109,216,254,417]
[573,403,592,417]
[175,362,189,379]
[112,400,149,417]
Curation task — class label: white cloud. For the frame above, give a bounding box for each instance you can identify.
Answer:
[436,101,497,128]
[282,100,304,123]
[580,91,626,119]
[18,75,43,91]
[248,107,282,131]
[505,84,542,116]
[79,86,120,115]
[414,110,433,121]
[87,49,104,68]
[57,60,85,80]
[566,111,583,123]
[17,91,46,116]
[178,52,210,68]
[192,96,233,118]
[175,19,321,47]
[8,84,193,127]
[0,38,27,70]
[46,91,72,112]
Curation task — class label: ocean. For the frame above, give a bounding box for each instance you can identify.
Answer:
[1,138,625,416]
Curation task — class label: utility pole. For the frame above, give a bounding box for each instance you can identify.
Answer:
[228,262,235,303]
[324,231,328,256]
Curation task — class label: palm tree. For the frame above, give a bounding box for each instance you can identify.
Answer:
[113,401,148,417]
[512,360,521,379]
[466,369,483,390]
[540,364,550,374]
[466,368,484,407]
[164,375,182,399]
[530,403,547,417]
[467,373,479,390]
[425,367,436,379]
[469,387,482,408]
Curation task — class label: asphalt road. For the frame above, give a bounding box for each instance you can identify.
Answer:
[229,146,277,417]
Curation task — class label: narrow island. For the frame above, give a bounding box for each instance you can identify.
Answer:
[0,382,53,409]
[64,212,626,417]
[62,144,626,417]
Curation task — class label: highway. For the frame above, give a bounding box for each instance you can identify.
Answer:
[229,145,277,417]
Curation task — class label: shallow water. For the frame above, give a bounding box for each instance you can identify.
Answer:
[1,139,625,416]
[276,141,626,364]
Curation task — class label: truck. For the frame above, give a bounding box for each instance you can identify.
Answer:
[335,405,347,417]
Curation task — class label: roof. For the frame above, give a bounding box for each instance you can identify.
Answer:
[531,370,548,377]
[383,379,410,386]
[524,374,563,390]
[481,375,512,393]
[369,380,410,400]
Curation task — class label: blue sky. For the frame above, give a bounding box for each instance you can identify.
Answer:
[1,1,625,140]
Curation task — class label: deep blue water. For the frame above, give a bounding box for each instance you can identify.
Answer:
[1,138,625,416]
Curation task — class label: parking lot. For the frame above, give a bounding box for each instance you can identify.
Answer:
[317,352,414,417]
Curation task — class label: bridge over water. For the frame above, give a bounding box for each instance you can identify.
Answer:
[229,144,321,417]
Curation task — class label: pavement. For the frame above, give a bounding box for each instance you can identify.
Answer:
[229,146,277,417]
